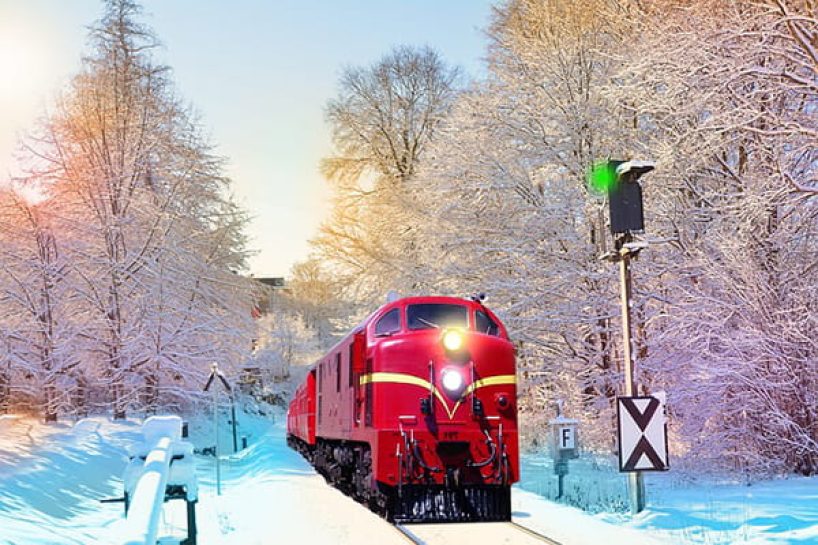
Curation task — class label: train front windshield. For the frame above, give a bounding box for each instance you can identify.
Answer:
[407,304,468,330]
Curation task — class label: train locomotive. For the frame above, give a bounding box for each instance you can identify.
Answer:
[286,295,519,523]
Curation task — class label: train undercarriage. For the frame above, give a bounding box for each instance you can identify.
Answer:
[286,434,511,523]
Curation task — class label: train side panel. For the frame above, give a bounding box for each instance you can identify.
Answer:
[288,369,317,446]
[301,369,316,445]
[314,333,369,443]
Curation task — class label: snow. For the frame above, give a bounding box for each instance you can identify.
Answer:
[138,417,183,446]
[622,476,818,545]
[615,160,656,176]
[519,451,818,544]
[122,436,173,545]
[123,416,197,503]
[1,411,817,545]
[0,415,139,544]
[514,488,669,545]
[119,416,199,545]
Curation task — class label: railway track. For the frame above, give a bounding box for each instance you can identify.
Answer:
[393,521,563,545]
[394,524,425,545]
[508,520,564,544]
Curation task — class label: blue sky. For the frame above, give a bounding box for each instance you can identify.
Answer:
[0,0,494,275]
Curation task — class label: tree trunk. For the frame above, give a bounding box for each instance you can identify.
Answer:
[0,369,8,414]
[71,372,88,418]
[143,368,159,415]
[110,344,127,420]
[43,380,57,423]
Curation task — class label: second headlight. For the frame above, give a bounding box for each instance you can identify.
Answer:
[441,368,464,393]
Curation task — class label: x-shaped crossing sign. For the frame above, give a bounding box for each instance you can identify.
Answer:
[617,395,669,472]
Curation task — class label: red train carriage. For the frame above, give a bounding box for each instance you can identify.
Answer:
[286,295,519,523]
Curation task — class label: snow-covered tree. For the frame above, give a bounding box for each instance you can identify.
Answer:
[5,0,256,420]
[314,46,461,304]
[609,0,818,474]
[252,309,322,381]
[283,258,347,349]
[0,191,85,420]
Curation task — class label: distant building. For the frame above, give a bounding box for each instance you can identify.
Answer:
[250,276,287,318]
[255,277,286,289]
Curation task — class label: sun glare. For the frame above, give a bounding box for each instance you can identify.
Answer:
[0,13,57,181]
[0,26,48,104]
[13,181,47,206]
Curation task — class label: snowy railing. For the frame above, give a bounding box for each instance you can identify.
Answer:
[120,415,198,545]
[122,435,173,545]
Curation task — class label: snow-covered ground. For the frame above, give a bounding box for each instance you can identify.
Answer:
[0,410,815,545]
[519,452,818,544]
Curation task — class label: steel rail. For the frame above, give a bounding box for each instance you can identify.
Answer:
[394,524,426,545]
[508,520,564,545]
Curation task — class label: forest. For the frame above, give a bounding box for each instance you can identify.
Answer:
[0,0,815,477]
[0,1,257,421]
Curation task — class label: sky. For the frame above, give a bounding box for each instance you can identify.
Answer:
[0,0,494,277]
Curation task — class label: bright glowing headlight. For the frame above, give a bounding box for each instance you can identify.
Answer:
[442,329,464,352]
[441,368,464,393]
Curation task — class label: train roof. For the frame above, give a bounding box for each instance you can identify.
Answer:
[313,295,501,365]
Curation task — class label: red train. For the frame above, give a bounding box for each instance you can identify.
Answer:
[286,295,519,523]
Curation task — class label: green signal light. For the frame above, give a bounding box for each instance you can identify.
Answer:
[587,161,618,194]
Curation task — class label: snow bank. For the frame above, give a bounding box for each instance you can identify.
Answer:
[0,415,140,544]
[513,487,671,545]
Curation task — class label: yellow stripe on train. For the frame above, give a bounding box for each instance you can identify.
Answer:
[358,372,515,420]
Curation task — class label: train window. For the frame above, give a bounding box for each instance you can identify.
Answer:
[336,352,341,392]
[375,308,401,336]
[407,304,468,330]
[475,310,500,336]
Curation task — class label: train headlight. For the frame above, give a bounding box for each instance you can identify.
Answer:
[442,329,464,352]
[441,368,464,393]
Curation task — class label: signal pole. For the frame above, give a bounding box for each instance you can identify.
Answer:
[616,234,645,513]
[592,159,654,514]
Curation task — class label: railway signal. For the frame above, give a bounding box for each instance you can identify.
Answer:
[588,159,654,235]
[593,158,658,514]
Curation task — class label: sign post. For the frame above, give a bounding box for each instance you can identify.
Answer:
[203,362,237,496]
[548,402,579,501]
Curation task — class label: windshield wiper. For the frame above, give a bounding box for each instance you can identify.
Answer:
[416,317,440,329]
